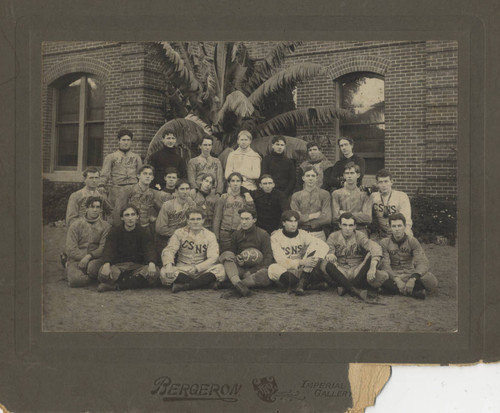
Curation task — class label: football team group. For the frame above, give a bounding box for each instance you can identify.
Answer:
[60,128,438,300]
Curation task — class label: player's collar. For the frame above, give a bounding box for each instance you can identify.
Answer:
[283,229,299,238]
[391,233,407,245]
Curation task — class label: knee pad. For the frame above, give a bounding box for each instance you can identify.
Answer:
[219,251,236,263]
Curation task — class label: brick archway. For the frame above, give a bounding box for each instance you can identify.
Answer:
[326,56,391,80]
[44,57,112,85]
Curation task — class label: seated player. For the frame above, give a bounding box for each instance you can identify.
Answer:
[97,205,160,292]
[246,174,290,234]
[219,207,273,297]
[213,172,255,252]
[378,213,438,299]
[331,162,372,233]
[190,173,218,229]
[297,142,333,189]
[290,166,332,241]
[160,207,226,292]
[113,165,164,231]
[321,212,388,300]
[269,210,330,296]
[155,179,196,254]
[369,169,413,238]
[160,167,179,202]
[63,196,111,288]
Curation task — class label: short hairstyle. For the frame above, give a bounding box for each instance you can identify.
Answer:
[238,206,257,219]
[83,166,100,178]
[237,130,252,140]
[164,167,178,177]
[120,204,139,217]
[376,169,392,181]
[339,212,357,224]
[175,179,191,189]
[186,207,206,220]
[259,174,274,184]
[306,142,320,151]
[227,172,243,182]
[162,128,176,138]
[199,136,214,145]
[199,173,215,183]
[138,164,154,174]
[271,135,286,145]
[337,136,354,147]
[281,209,300,223]
[117,129,133,140]
[302,165,318,175]
[85,196,103,208]
[343,161,360,174]
[388,212,406,226]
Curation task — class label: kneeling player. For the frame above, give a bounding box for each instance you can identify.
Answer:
[378,213,438,299]
[269,210,330,295]
[160,208,226,292]
[322,212,388,300]
[219,207,273,297]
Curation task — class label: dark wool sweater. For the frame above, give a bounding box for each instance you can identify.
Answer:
[102,224,157,265]
[250,188,290,234]
[149,146,187,189]
[261,152,296,196]
[230,225,274,269]
[322,154,366,192]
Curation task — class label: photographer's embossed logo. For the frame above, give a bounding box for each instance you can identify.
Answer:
[252,376,305,403]
[151,376,242,402]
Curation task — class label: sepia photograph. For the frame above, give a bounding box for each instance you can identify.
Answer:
[41,40,458,333]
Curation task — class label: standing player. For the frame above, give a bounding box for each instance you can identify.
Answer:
[187,136,224,196]
[64,196,111,288]
[101,129,143,207]
[219,207,273,297]
[190,173,218,229]
[322,212,388,300]
[224,130,262,191]
[155,179,196,254]
[290,166,332,241]
[149,128,187,190]
[97,205,159,292]
[323,137,365,192]
[378,213,438,299]
[160,208,226,292]
[269,210,330,295]
[297,142,333,189]
[113,165,164,231]
[213,172,255,252]
[331,162,372,233]
[260,136,296,197]
[370,169,413,238]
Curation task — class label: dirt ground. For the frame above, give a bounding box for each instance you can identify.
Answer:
[42,226,457,332]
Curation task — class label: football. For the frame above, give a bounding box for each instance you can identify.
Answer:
[237,248,264,267]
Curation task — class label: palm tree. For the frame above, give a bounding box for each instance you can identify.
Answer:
[145,41,349,163]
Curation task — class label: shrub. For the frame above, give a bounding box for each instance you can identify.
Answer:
[42,180,82,225]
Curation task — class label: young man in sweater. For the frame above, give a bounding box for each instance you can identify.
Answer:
[97,205,159,292]
[298,142,333,189]
[321,212,388,300]
[219,207,273,297]
[64,196,111,288]
[190,173,218,230]
[149,128,187,190]
[213,172,255,252]
[160,207,226,292]
[369,169,413,238]
[101,129,143,207]
[160,167,179,202]
[260,136,296,196]
[331,162,372,233]
[187,136,224,196]
[269,210,330,295]
[378,213,438,299]
[224,130,262,191]
[322,137,366,193]
[290,166,332,241]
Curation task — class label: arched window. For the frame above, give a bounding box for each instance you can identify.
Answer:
[53,73,105,170]
[338,72,384,175]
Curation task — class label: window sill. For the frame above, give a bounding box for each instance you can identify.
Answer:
[43,171,83,183]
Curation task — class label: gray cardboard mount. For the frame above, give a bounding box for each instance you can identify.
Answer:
[0,0,499,412]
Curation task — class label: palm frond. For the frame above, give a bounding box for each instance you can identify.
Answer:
[251,135,308,161]
[243,41,302,94]
[248,63,327,107]
[256,106,351,137]
[216,90,255,123]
